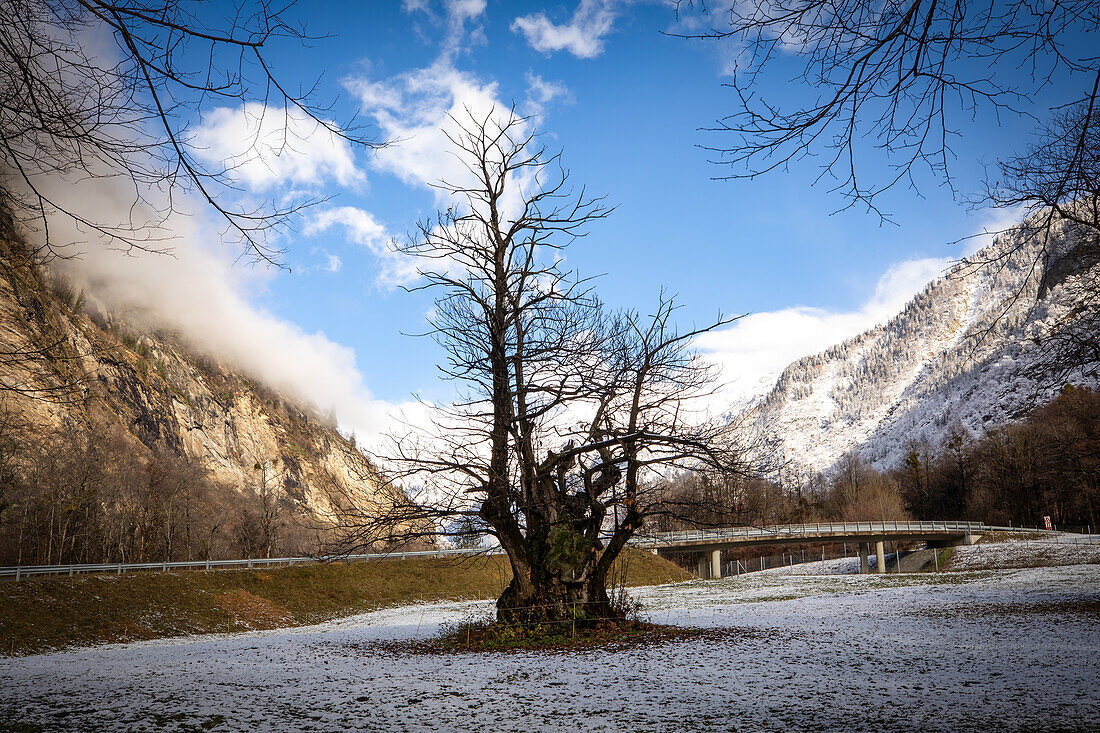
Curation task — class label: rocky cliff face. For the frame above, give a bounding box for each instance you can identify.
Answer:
[737,220,1100,473]
[0,212,379,523]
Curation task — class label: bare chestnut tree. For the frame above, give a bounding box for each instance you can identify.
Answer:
[0,0,378,262]
[332,109,758,625]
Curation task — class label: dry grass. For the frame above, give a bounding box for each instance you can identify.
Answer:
[400,618,733,654]
[0,550,690,655]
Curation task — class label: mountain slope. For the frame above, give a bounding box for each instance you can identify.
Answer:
[0,210,380,527]
[742,220,1100,472]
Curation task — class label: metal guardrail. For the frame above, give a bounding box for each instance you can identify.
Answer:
[0,547,503,581]
[0,521,1063,580]
[987,525,1068,534]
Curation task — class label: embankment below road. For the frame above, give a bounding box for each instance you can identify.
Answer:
[0,550,690,655]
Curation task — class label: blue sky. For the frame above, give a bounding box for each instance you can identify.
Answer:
[60,0,1091,444]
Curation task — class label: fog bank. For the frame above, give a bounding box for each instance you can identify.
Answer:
[19,172,406,449]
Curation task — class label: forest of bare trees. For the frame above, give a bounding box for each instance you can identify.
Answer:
[657,386,1099,533]
[6,381,1090,568]
[899,386,1099,530]
[0,403,325,565]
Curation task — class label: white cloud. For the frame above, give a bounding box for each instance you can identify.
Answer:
[191,102,364,192]
[303,247,344,275]
[864,257,952,315]
[346,13,575,214]
[512,0,621,58]
[441,0,488,57]
[342,14,569,288]
[25,170,406,451]
[695,256,951,409]
[525,73,573,119]
[346,62,519,202]
[403,0,488,60]
[446,0,486,22]
[305,206,420,287]
[366,65,499,189]
[346,61,564,293]
[308,206,390,248]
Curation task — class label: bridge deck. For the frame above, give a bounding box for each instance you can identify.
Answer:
[630,521,991,552]
[4,521,1049,580]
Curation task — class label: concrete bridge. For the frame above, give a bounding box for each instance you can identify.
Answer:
[3,520,1011,582]
[629,520,991,578]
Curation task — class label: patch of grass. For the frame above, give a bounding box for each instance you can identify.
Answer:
[912,598,1100,621]
[990,530,1050,541]
[737,593,805,603]
[0,549,690,656]
[405,616,727,654]
[0,719,46,733]
[283,440,309,461]
[168,382,194,408]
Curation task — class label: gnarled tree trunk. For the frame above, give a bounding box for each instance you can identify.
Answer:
[496,530,614,624]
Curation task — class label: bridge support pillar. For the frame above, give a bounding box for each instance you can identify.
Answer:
[859,544,869,574]
[697,554,708,578]
[875,541,886,574]
[711,549,722,580]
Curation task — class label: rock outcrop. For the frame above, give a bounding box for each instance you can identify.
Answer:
[0,211,380,523]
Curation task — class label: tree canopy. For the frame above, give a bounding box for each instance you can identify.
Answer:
[0,0,376,262]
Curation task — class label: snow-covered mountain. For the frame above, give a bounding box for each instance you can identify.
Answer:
[738,220,1100,472]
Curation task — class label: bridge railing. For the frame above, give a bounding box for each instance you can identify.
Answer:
[0,521,1065,580]
[628,520,999,548]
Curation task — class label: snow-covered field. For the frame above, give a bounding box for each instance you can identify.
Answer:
[949,533,1100,570]
[749,533,1100,576]
[2,561,1098,732]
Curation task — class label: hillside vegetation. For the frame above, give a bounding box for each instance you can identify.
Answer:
[0,549,690,655]
[651,387,1099,534]
[0,207,391,565]
[743,220,1100,472]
